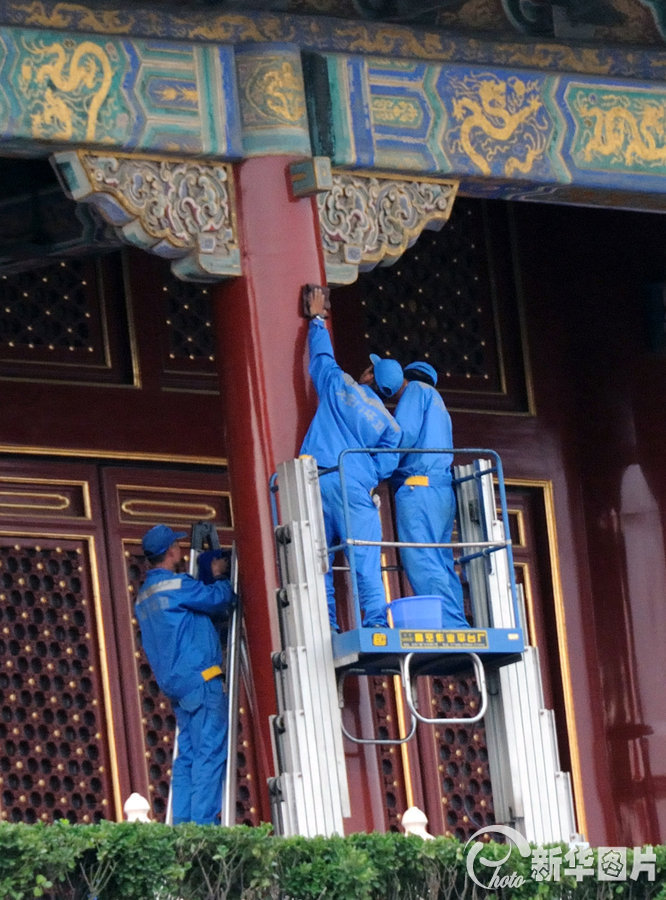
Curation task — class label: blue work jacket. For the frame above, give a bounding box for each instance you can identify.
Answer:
[392,380,454,487]
[300,319,401,489]
[135,568,234,702]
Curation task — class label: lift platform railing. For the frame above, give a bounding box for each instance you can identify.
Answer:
[333,446,522,634]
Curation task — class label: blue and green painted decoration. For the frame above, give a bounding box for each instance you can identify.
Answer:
[307,52,666,202]
[0,7,664,207]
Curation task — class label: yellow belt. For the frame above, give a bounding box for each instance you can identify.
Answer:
[201,665,223,681]
[405,475,429,487]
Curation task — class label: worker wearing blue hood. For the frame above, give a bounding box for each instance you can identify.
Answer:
[391,361,468,628]
[135,525,235,824]
[300,285,402,630]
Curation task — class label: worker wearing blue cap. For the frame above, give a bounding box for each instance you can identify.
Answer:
[391,362,468,628]
[300,285,403,630]
[135,524,235,824]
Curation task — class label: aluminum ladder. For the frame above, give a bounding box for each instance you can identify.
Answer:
[455,459,578,844]
[268,456,351,836]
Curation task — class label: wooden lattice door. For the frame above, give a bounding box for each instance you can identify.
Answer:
[0,461,121,823]
[0,459,264,826]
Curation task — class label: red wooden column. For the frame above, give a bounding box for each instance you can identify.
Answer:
[212,156,325,819]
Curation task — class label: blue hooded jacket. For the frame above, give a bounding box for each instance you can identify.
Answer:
[300,319,401,489]
[392,380,454,488]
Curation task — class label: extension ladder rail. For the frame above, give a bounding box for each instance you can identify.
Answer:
[454,460,577,844]
[268,456,351,837]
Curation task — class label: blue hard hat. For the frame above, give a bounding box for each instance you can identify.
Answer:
[142,524,187,557]
[370,353,404,398]
[405,360,438,387]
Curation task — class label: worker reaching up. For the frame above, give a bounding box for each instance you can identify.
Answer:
[300,284,403,631]
[391,361,469,629]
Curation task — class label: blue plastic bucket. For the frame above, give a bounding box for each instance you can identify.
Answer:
[389,595,442,629]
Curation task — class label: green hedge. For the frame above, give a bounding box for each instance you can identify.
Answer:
[0,821,665,899]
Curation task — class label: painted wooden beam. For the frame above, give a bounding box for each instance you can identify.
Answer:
[306,52,666,206]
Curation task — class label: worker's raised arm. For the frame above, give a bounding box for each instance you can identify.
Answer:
[302,284,340,393]
[179,574,235,618]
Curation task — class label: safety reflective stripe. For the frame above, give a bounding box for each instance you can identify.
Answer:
[137,577,182,600]
[405,475,429,486]
[201,665,223,681]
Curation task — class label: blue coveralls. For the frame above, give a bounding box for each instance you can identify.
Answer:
[135,569,235,824]
[300,318,401,629]
[392,381,468,628]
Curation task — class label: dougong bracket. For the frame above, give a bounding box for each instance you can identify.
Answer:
[51,151,241,282]
[317,171,458,285]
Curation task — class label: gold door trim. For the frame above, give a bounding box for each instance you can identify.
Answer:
[0,443,227,467]
[506,477,586,840]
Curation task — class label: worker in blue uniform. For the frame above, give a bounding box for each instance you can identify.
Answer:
[135,524,235,825]
[300,284,403,630]
[392,361,468,628]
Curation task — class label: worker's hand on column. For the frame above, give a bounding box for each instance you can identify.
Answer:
[302,284,330,318]
[371,491,381,510]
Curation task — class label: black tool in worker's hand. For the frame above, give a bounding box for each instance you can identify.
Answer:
[301,283,331,318]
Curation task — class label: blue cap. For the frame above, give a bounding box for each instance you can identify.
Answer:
[197,548,231,585]
[370,353,404,398]
[142,524,187,557]
[405,360,438,387]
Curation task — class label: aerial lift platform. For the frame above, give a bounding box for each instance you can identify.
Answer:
[268,449,577,844]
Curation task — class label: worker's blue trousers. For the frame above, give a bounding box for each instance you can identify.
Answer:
[172,677,228,825]
[395,481,468,628]
[319,473,387,629]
